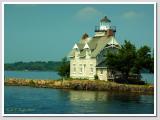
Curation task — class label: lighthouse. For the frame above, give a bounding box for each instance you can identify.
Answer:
[99,16,111,31]
[95,16,116,37]
[69,16,120,80]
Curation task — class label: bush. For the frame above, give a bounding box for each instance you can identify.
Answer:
[94,74,99,80]
[29,80,36,87]
[114,77,145,85]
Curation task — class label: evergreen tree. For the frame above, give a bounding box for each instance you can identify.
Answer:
[105,40,153,83]
[133,46,152,74]
[106,40,136,80]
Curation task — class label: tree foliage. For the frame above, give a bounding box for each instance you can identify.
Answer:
[133,46,153,74]
[105,40,154,82]
[57,57,70,78]
[4,61,62,71]
[106,40,136,79]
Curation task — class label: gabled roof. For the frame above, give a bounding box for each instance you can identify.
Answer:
[90,36,120,57]
[68,50,75,58]
[96,61,107,68]
[83,43,90,49]
[68,36,120,58]
[107,37,119,45]
[79,49,87,57]
[73,43,78,49]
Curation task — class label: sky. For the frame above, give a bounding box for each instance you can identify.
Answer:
[4,4,154,63]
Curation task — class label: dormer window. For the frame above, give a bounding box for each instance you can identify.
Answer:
[72,43,80,58]
[83,43,91,58]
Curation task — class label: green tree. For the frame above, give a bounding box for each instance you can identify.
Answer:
[106,40,136,80]
[4,61,62,71]
[105,40,153,82]
[150,55,154,73]
[57,57,70,79]
[133,46,153,74]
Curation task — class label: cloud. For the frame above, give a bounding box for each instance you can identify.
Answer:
[122,11,143,19]
[75,7,104,21]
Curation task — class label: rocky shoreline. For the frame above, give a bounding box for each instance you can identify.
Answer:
[4,78,154,94]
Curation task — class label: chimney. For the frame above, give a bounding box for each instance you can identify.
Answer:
[82,33,89,39]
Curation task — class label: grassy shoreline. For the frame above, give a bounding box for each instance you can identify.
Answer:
[4,78,154,94]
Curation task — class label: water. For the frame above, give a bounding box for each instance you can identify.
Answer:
[4,71,60,80]
[4,71,154,84]
[4,86,154,114]
[4,71,154,114]
[141,73,154,84]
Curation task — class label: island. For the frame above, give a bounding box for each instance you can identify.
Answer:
[4,78,154,94]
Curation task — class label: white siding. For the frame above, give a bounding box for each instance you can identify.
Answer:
[97,68,108,81]
[70,58,96,79]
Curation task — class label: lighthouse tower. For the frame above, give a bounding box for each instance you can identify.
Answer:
[95,16,116,37]
[99,16,111,31]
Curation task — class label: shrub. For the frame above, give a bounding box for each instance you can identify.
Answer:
[29,80,36,87]
[94,74,99,80]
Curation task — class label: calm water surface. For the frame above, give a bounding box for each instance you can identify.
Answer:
[4,86,154,114]
[4,71,60,80]
[4,71,154,114]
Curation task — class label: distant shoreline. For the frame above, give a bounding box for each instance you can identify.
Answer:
[4,69,152,73]
[4,78,154,94]
[4,61,62,71]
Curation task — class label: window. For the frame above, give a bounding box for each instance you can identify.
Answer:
[100,69,103,74]
[80,68,82,72]
[90,64,94,73]
[73,64,76,73]
[91,68,93,73]
[84,64,86,72]
[79,64,82,73]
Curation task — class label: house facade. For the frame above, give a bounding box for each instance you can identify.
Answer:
[69,16,120,81]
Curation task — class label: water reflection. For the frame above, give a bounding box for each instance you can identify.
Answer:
[68,90,142,103]
[107,92,141,103]
[66,90,149,114]
[4,86,154,114]
[69,90,109,102]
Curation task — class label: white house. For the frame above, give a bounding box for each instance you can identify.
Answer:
[68,16,120,81]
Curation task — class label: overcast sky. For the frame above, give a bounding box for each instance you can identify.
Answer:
[4,4,154,63]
